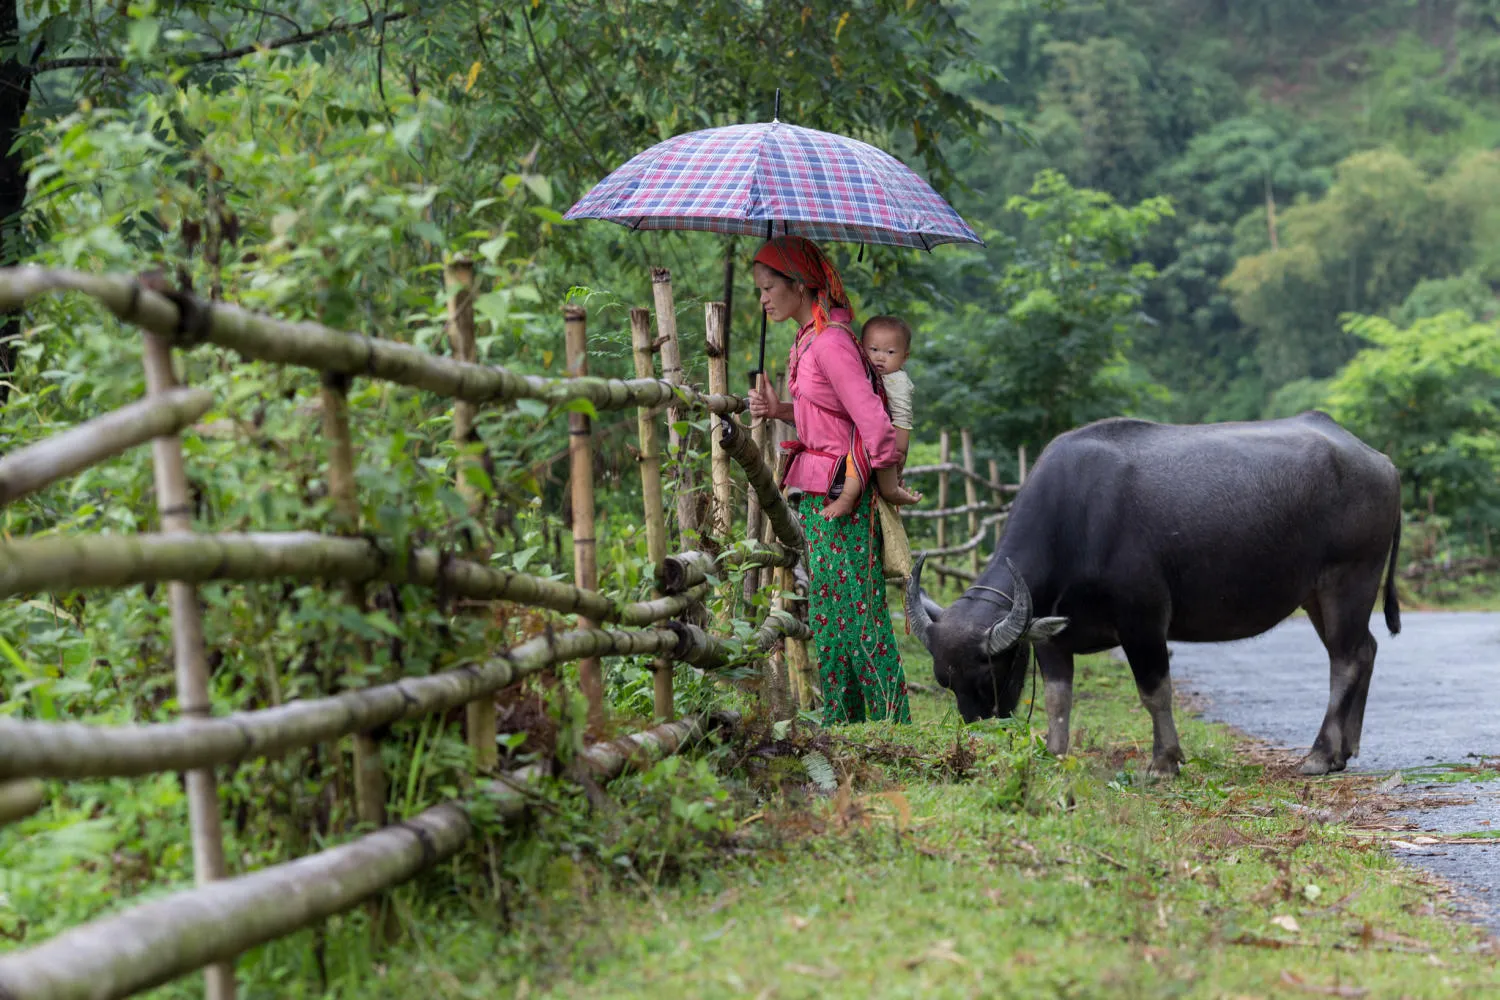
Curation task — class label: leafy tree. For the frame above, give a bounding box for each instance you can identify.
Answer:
[1393,271,1498,326]
[911,170,1171,454]
[1224,149,1475,386]
[1327,311,1500,531]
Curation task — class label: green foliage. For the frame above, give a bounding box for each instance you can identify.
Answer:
[913,170,1171,451]
[1224,150,1483,385]
[1327,311,1500,528]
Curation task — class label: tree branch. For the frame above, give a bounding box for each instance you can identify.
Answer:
[34,11,409,74]
[521,7,607,175]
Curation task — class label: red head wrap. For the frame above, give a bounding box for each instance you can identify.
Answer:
[753,235,850,333]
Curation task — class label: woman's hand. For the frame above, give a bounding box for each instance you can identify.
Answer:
[749,373,792,422]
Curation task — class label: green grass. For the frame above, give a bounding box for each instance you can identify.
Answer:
[351,630,1500,1000]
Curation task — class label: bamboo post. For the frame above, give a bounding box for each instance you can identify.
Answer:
[742,411,765,608]
[565,305,604,731]
[1018,444,1028,485]
[445,258,496,773]
[320,373,387,840]
[141,333,237,1000]
[961,429,979,575]
[631,307,673,722]
[936,430,951,585]
[321,371,397,945]
[705,302,732,542]
[653,269,698,546]
[989,457,1004,549]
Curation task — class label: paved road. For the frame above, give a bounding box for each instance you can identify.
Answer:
[1166,612,1500,930]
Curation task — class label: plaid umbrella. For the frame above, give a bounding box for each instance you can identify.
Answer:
[564,121,983,251]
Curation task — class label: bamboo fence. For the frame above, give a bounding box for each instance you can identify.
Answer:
[0,265,807,1000]
[0,265,1028,999]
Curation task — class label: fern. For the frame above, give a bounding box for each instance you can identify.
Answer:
[801,750,838,793]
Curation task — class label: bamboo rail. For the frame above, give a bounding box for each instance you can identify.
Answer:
[0,627,687,781]
[0,714,719,1000]
[669,610,812,669]
[0,387,213,505]
[0,268,746,416]
[0,779,43,826]
[658,543,799,595]
[717,417,803,553]
[902,501,1005,520]
[904,462,1020,495]
[913,512,1008,559]
[0,532,745,624]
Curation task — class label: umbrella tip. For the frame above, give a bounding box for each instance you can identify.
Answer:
[772,88,781,124]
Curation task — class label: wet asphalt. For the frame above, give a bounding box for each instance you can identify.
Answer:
[1165,612,1500,931]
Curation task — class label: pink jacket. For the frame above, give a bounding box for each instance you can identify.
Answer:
[782,311,900,495]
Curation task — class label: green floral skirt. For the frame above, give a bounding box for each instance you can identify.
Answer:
[795,490,911,725]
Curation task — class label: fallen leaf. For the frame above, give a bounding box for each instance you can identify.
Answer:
[785,914,811,931]
[902,939,969,970]
[1279,969,1369,996]
[1271,915,1301,933]
[983,888,1005,905]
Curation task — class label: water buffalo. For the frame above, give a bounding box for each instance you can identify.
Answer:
[905,412,1402,777]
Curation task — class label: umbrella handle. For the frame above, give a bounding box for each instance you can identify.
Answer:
[749,308,769,389]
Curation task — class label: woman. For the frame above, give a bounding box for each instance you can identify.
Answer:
[747,235,911,725]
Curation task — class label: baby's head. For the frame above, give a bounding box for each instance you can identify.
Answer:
[861,315,912,376]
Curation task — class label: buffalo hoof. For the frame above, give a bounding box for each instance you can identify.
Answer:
[1298,752,1348,776]
[1146,751,1183,779]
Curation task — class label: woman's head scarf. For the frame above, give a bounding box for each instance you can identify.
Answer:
[753,235,850,333]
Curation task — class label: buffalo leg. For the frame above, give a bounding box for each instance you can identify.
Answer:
[1303,588,1378,776]
[1120,639,1184,777]
[1036,645,1075,757]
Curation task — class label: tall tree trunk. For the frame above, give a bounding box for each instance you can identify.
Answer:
[0,0,31,405]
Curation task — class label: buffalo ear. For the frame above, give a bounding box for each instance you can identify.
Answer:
[1025,616,1069,642]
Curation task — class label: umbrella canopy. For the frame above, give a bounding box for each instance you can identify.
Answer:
[564,121,983,251]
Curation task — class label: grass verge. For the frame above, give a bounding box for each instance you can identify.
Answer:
[351,633,1499,1000]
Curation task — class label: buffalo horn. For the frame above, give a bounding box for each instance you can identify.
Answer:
[982,558,1032,656]
[904,555,941,650]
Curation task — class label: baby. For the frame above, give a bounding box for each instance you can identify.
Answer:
[822,314,922,519]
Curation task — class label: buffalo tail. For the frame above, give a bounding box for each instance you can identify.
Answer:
[1383,516,1402,636]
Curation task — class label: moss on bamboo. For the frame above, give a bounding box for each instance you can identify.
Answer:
[0,716,714,1000]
